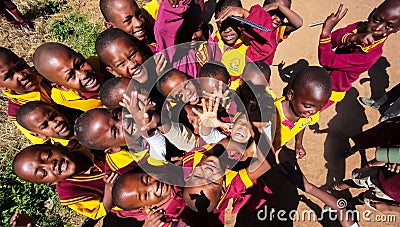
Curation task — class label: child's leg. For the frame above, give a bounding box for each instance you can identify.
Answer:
[0,1,20,26]
[3,0,28,24]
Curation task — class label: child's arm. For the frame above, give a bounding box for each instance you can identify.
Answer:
[143,210,165,227]
[370,200,400,213]
[263,2,303,34]
[246,132,273,181]
[304,180,358,227]
[294,129,306,159]
[279,162,358,227]
[103,172,119,212]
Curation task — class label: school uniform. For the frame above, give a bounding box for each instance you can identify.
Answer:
[3,76,53,144]
[273,97,319,150]
[319,22,386,106]
[56,150,136,219]
[50,88,103,111]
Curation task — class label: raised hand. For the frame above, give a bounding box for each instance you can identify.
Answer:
[322,3,348,36]
[120,91,158,137]
[143,210,165,227]
[154,53,167,75]
[263,2,280,12]
[192,97,233,130]
[202,81,231,107]
[215,6,250,22]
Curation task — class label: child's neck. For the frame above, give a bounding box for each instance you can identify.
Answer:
[282,100,299,123]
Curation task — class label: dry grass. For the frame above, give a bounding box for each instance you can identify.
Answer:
[0,0,106,225]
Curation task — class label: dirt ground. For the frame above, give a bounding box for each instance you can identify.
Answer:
[234,0,400,226]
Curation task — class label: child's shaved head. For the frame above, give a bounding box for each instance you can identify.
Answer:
[33,42,75,77]
[199,62,230,83]
[292,66,331,95]
[74,107,138,151]
[242,61,271,86]
[99,77,131,109]
[33,42,101,93]
[112,169,173,210]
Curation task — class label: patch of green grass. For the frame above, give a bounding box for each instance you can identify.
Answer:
[48,13,100,58]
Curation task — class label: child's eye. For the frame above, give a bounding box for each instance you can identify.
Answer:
[43,169,47,178]
[116,60,125,68]
[47,150,52,160]
[113,126,118,138]
[48,112,57,121]
[128,51,137,60]
[4,71,14,80]
[386,23,393,29]
[40,121,48,130]
[124,16,133,24]
[67,73,75,82]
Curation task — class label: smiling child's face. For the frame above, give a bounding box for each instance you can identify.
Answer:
[43,51,101,93]
[288,85,330,119]
[102,36,148,83]
[366,0,400,40]
[23,104,72,139]
[270,0,291,29]
[161,72,200,105]
[106,0,147,41]
[14,145,76,184]
[0,52,39,93]
[120,172,172,210]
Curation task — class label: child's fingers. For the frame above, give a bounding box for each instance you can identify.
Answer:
[202,90,213,98]
[213,97,220,113]
[208,95,213,111]
[335,3,344,17]
[201,98,207,113]
[192,107,202,117]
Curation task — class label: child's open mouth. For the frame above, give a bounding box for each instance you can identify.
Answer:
[223,34,235,42]
[132,66,143,78]
[57,123,68,136]
[133,29,145,38]
[84,76,97,89]
[58,158,67,174]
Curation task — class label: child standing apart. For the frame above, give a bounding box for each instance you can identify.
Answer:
[273,66,331,159]
[319,1,400,110]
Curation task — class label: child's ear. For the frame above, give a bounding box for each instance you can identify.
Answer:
[105,66,121,77]
[50,82,69,91]
[30,132,49,140]
[105,21,113,29]
[105,147,121,154]
[286,89,294,101]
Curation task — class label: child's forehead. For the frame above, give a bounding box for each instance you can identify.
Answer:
[111,0,139,14]
[0,52,19,65]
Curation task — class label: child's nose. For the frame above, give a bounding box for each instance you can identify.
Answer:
[132,16,142,28]
[76,70,87,80]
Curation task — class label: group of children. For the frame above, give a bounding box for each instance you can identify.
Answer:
[5,0,400,226]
